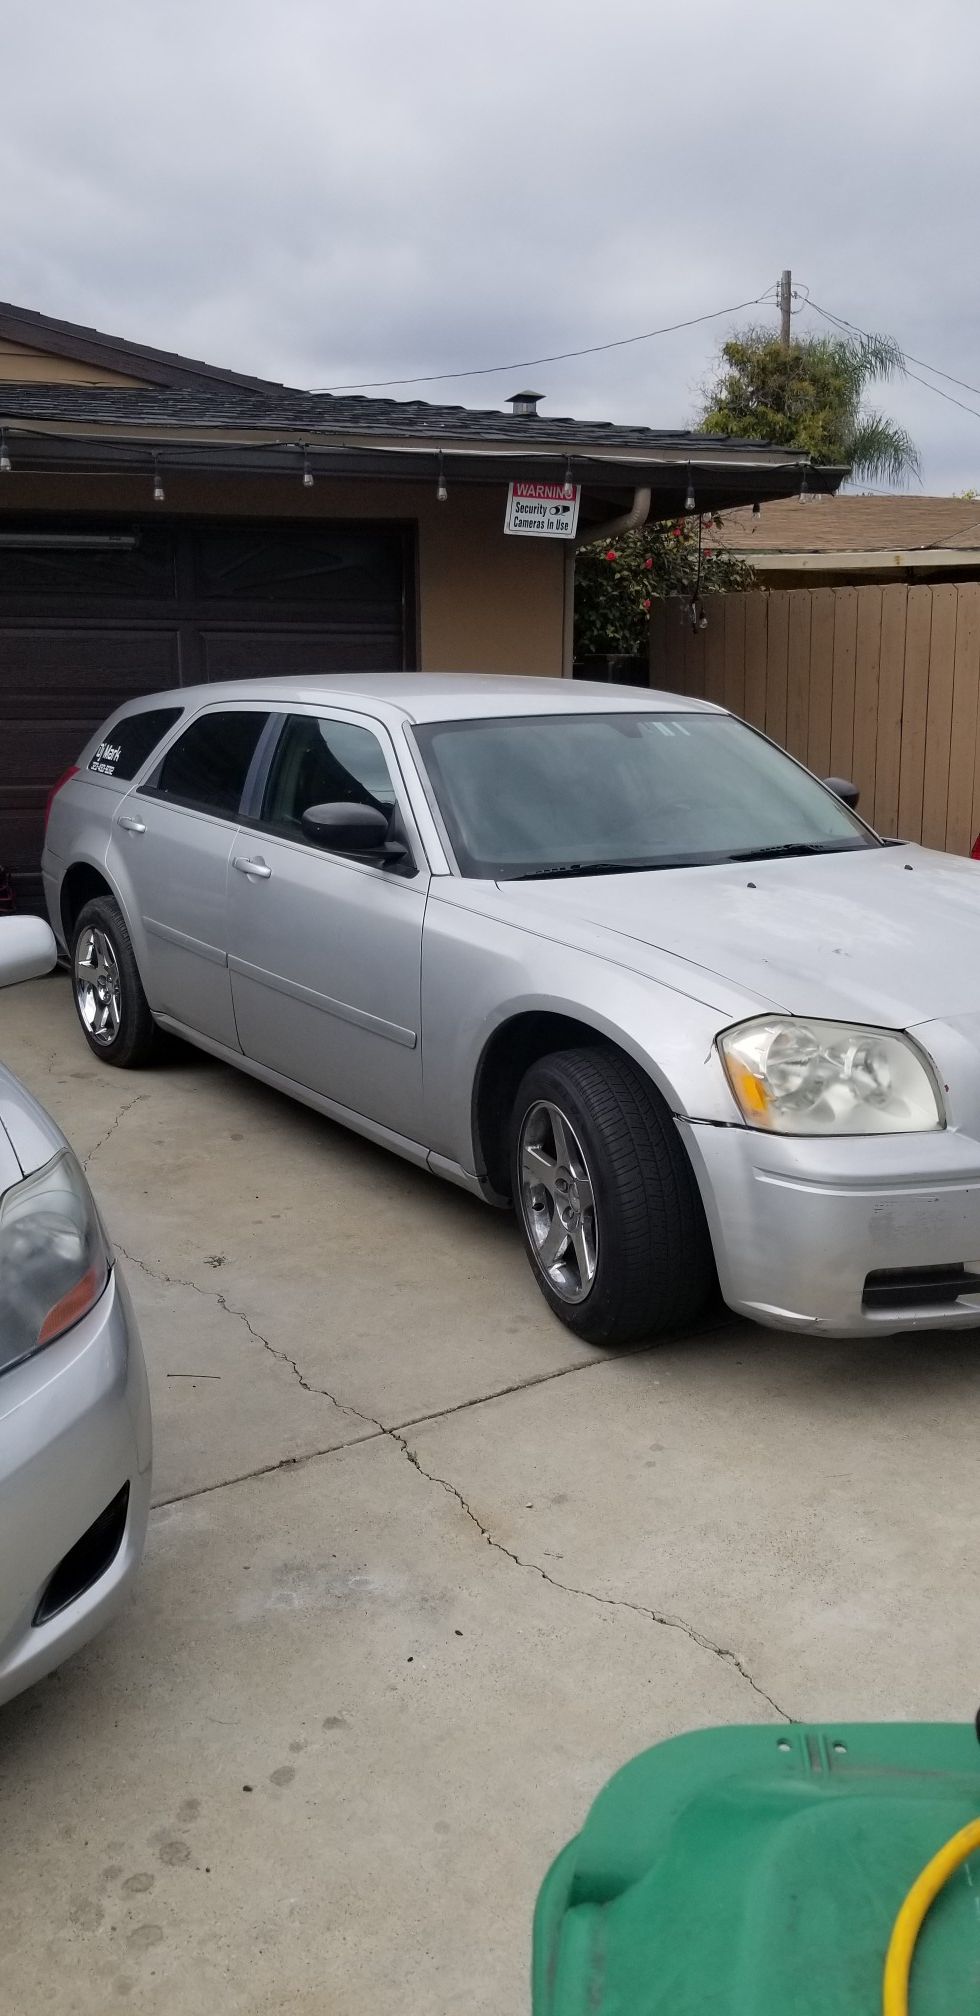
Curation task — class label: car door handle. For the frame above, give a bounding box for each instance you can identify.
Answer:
[233,856,272,879]
[118,816,146,834]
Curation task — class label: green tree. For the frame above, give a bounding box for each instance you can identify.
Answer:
[574,519,752,660]
[699,325,921,486]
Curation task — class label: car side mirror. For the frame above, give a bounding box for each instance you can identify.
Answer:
[824,776,860,811]
[301,801,402,860]
[0,915,58,989]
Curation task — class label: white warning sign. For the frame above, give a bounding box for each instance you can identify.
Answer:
[504,480,581,538]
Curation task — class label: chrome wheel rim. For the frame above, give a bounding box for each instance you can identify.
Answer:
[74,926,122,1046]
[518,1099,598,1304]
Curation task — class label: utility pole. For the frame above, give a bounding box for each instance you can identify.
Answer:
[778,269,792,349]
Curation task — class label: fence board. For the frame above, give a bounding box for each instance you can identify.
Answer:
[920,586,958,851]
[897,586,934,842]
[830,588,858,778]
[704,595,726,706]
[807,589,836,776]
[652,580,980,853]
[947,585,980,853]
[743,593,768,729]
[874,586,908,836]
[723,595,746,717]
[786,591,812,763]
[765,593,790,746]
[648,601,668,690]
[851,587,883,818]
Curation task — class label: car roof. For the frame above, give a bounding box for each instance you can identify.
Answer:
[114,672,723,728]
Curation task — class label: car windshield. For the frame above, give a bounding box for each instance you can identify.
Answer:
[412,710,879,880]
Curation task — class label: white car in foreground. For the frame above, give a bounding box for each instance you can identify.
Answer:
[0,917,151,1707]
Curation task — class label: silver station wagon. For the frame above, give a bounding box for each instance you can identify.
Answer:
[41,672,980,1346]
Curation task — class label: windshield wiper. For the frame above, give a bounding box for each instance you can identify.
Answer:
[508,859,684,881]
[724,841,866,863]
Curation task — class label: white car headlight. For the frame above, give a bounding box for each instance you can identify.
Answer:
[0,1150,110,1375]
[718,1017,944,1135]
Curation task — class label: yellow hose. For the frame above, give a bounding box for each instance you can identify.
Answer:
[882,1817,980,2016]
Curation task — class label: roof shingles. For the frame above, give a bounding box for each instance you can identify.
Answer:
[713,495,980,555]
[0,379,814,455]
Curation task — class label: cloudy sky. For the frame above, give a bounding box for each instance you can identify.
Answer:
[3,0,979,490]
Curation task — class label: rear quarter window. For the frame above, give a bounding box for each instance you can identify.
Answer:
[88,707,183,781]
[146,710,269,818]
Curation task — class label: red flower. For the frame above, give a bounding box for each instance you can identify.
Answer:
[703,545,713,558]
[671,526,683,540]
[605,548,618,562]
[643,555,654,569]
[642,597,651,610]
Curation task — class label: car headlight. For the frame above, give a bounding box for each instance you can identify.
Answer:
[0,1150,110,1376]
[718,1017,944,1135]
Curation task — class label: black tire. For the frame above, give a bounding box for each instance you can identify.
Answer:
[510,1046,714,1347]
[71,895,158,1068]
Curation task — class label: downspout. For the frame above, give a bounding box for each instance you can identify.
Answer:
[560,485,652,678]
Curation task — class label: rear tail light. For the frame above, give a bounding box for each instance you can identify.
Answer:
[972,834,980,861]
[44,765,79,831]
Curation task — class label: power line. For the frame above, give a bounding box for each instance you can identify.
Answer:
[806,298,980,427]
[308,292,774,393]
[805,298,980,402]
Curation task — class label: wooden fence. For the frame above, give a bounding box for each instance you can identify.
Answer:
[650,582,980,854]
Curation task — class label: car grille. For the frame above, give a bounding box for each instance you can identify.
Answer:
[862,1264,980,1314]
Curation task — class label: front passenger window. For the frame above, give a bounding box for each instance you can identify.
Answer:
[261,715,397,838]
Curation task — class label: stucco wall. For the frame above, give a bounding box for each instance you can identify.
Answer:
[0,468,566,675]
[0,338,147,386]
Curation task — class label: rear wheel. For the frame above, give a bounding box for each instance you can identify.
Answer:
[510,1047,713,1346]
[71,895,157,1068]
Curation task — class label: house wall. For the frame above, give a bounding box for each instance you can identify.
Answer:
[651,582,980,853]
[0,337,148,386]
[0,469,566,676]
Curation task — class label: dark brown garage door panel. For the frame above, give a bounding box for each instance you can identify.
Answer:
[200,626,405,681]
[0,518,413,909]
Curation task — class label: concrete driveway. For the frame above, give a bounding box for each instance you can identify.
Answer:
[2,973,978,2014]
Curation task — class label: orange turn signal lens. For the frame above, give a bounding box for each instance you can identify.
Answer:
[37,1264,104,1347]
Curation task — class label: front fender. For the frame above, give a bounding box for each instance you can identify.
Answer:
[420,893,750,1177]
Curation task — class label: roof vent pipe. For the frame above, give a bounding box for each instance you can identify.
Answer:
[507,389,544,416]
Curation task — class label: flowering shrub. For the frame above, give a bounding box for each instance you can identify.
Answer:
[574,517,753,658]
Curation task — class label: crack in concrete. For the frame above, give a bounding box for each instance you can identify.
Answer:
[116,1242,379,1431]
[394,1437,791,1721]
[121,1239,789,1720]
[153,1430,384,1508]
[83,1094,148,1170]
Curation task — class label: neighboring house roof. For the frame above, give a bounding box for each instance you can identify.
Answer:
[0,299,284,392]
[711,495,980,571]
[0,301,847,514]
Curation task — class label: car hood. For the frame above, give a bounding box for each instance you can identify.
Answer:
[0,1063,65,1187]
[488,843,980,1028]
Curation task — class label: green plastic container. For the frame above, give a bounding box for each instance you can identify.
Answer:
[532,1723,980,2015]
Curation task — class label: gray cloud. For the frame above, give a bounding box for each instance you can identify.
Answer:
[3,0,978,487]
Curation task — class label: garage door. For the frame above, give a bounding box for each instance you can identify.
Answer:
[0,518,415,911]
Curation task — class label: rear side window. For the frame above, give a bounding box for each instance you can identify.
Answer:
[149,710,268,818]
[88,707,182,780]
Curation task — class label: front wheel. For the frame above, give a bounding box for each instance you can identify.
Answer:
[71,895,158,1068]
[510,1047,714,1347]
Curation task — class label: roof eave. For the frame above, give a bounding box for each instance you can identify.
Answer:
[0,421,847,513]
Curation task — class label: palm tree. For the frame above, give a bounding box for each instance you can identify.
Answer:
[700,325,921,487]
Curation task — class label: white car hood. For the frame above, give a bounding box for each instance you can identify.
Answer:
[489,843,980,1029]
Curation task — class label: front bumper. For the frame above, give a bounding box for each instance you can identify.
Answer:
[0,1265,152,1707]
[681,1121,980,1336]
